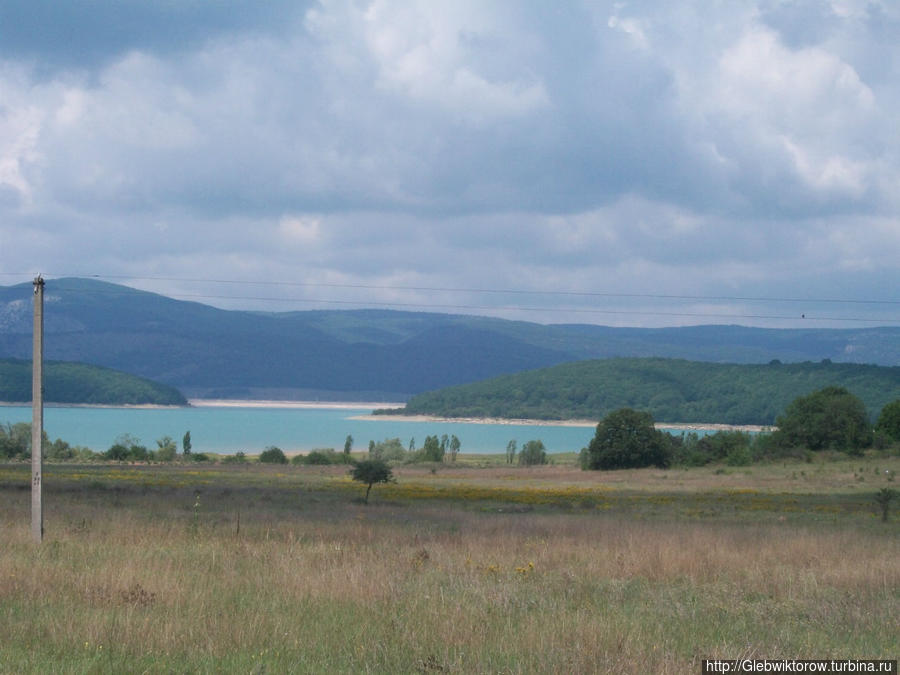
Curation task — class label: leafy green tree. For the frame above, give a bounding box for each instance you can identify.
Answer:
[875,400,900,442]
[155,436,178,462]
[344,434,353,456]
[774,386,873,453]
[422,435,444,462]
[259,446,288,464]
[350,459,393,503]
[182,431,192,456]
[584,408,672,470]
[408,437,416,453]
[518,439,547,466]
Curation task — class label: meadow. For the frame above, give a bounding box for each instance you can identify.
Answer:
[1,456,898,673]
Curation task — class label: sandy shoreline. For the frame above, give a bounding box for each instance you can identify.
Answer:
[352,413,774,433]
[188,399,405,410]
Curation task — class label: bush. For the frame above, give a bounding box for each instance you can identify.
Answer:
[105,443,130,461]
[223,451,247,464]
[259,446,288,464]
[294,448,344,465]
[584,408,671,470]
[518,440,548,466]
[155,436,178,462]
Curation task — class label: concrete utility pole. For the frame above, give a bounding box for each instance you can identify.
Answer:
[32,275,44,543]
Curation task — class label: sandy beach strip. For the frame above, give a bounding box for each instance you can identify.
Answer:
[350,413,599,427]
[353,413,774,432]
[188,399,405,410]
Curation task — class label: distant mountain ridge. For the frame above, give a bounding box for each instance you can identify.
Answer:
[1,278,898,399]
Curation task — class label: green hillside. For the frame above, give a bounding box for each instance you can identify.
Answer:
[387,358,900,425]
[0,358,187,406]
[2,278,900,401]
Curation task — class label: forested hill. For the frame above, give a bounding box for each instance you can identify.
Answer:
[2,278,900,400]
[385,358,900,426]
[0,359,187,406]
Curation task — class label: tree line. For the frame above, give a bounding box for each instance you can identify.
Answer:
[580,388,900,470]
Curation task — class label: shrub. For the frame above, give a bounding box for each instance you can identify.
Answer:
[295,448,342,465]
[105,443,130,461]
[155,436,177,462]
[223,451,247,464]
[259,446,288,464]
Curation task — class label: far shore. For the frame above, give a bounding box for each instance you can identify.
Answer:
[353,412,775,433]
[188,399,406,410]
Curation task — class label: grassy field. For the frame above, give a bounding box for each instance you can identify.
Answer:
[1,457,898,673]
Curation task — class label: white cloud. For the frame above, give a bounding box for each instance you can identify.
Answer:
[0,1,897,328]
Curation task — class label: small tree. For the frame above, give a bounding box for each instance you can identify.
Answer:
[518,439,547,466]
[182,431,192,456]
[584,408,671,470]
[343,434,353,456]
[259,446,288,464]
[350,459,393,503]
[506,439,517,465]
[449,435,461,462]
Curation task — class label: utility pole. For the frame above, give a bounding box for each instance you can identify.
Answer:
[32,275,44,543]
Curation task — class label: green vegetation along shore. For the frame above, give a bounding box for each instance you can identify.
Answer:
[380,357,900,425]
[0,358,187,406]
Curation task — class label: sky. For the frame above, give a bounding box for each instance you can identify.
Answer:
[1,0,898,328]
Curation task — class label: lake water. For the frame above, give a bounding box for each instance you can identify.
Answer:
[0,404,603,455]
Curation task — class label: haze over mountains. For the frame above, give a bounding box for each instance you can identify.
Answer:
[1,278,898,401]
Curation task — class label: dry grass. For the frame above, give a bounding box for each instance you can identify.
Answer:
[0,460,898,673]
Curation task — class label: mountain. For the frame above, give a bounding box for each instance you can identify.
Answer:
[385,358,900,426]
[1,278,899,400]
[0,358,187,406]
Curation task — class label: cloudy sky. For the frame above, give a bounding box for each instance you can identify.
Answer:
[1,0,898,327]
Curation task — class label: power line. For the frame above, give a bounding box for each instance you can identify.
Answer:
[2,271,898,307]
[2,272,898,323]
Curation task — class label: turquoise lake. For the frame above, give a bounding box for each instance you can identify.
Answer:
[0,404,602,455]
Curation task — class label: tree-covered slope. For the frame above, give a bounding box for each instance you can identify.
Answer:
[390,358,900,425]
[0,358,187,406]
[2,278,899,400]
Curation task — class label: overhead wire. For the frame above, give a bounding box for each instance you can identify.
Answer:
[1,271,898,324]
